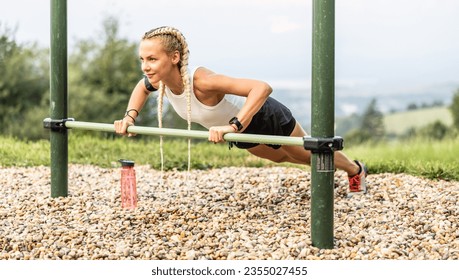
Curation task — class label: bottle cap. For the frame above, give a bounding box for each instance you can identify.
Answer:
[118,159,135,167]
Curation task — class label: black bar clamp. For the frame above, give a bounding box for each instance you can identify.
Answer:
[43,117,74,132]
[303,136,344,153]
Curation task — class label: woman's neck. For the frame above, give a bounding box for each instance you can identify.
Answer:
[163,68,184,95]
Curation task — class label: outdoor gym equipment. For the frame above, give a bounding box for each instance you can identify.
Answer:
[45,0,338,249]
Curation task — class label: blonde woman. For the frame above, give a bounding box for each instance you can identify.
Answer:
[114,26,367,193]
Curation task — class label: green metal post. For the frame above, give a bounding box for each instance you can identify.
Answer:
[311,0,335,248]
[50,0,68,197]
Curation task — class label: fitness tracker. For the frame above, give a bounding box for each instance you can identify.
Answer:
[229,117,243,131]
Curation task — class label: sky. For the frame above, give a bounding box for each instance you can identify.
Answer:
[2,0,459,99]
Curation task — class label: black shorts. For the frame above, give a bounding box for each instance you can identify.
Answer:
[231,97,296,150]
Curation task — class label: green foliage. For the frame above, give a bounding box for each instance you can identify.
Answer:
[339,100,456,143]
[344,98,385,145]
[411,120,451,140]
[1,17,189,140]
[360,98,385,139]
[0,23,50,140]
[450,89,459,130]
[68,16,145,125]
[67,16,186,135]
[335,113,360,137]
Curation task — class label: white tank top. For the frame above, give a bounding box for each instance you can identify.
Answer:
[164,67,245,129]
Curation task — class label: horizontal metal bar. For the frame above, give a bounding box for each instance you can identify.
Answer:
[64,120,305,147]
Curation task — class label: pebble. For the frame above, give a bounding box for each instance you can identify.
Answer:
[0,165,458,260]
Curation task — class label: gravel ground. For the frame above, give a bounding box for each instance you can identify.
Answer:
[1,164,458,260]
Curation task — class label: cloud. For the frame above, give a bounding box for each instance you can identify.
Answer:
[270,16,302,34]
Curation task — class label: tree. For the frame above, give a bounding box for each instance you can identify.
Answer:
[417,120,449,140]
[0,22,50,139]
[68,16,144,126]
[450,89,459,130]
[361,98,385,139]
[1,17,193,140]
[344,98,385,144]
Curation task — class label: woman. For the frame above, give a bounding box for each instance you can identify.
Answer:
[114,26,367,193]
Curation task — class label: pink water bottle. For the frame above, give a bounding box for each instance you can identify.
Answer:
[119,159,137,209]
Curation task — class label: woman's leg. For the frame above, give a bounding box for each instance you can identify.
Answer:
[247,122,360,176]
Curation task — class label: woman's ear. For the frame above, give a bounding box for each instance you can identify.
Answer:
[171,50,181,65]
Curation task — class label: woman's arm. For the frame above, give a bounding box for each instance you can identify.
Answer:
[194,67,273,142]
[114,78,152,136]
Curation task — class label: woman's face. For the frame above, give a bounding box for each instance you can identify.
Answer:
[139,38,179,84]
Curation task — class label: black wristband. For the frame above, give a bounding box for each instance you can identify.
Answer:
[124,109,139,123]
[229,117,243,131]
[126,109,139,116]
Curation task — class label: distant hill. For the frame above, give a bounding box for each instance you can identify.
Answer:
[335,106,453,137]
[270,82,457,131]
[383,106,453,136]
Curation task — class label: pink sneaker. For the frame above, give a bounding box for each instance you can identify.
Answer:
[349,161,367,193]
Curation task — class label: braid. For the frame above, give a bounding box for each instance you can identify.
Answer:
[157,81,165,184]
[143,26,192,174]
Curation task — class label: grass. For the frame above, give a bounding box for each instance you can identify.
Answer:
[0,133,276,170]
[345,138,459,181]
[1,134,458,181]
[67,134,274,170]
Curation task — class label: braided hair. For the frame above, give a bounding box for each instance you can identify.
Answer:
[142,26,192,177]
